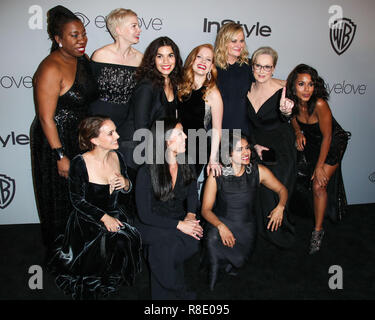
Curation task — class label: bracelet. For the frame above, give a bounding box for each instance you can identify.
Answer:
[53,147,65,160]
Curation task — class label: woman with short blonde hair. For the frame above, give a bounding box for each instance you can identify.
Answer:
[106,8,137,39]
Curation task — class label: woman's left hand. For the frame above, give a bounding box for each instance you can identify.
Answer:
[110,173,130,193]
[279,87,294,115]
[267,205,284,231]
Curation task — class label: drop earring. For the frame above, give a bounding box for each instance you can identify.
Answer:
[59,43,63,48]
[206,71,212,81]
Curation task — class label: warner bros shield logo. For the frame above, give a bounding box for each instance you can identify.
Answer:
[0,174,16,209]
[330,18,357,56]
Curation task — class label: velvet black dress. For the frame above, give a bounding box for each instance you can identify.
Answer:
[179,87,212,176]
[203,163,259,290]
[30,56,98,251]
[247,88,296,248]
[47,150,142,300]
[135,165,199,299]
[217,61,254,137]
[290,118,350,222]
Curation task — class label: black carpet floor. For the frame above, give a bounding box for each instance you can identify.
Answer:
[0,203,374,303]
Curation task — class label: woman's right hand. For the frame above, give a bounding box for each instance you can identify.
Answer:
[295,132,306,151]
[57,156,70,178]
[217,223,236,248]
[100,214,124,232]
[177,220,203,240]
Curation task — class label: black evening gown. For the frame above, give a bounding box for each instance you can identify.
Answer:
[179,87,212,176]
[135,165,199,299]
[48,150,142,300]
[30,56,98,251]
[203,163,259,290]
[247,88,296,248]
[121,78,178,170]
[216,61,254,137]
[290,118,350,223]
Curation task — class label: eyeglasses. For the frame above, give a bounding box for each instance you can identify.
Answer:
[253,63,273,73]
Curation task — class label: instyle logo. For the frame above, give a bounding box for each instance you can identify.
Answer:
[325,81,366,95]
[0,174,16,209]
[0,75,33,89]
[75,12,163,32]
[329,18,357,55]
[369,172,375,183]
[203,18,272,37]
[0,132,30,148]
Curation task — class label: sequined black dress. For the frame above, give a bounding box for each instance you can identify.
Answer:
[48,151,142,300]
[89,61,137,137]
[203,163,259,290]
[179,87,212,176]
[247,88,296,248]
[30,56,98,251]
[290,118,350,222]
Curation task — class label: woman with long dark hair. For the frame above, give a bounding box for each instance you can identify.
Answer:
[135,117,203,299]
[287,64,350,254]
[121,37,183,170]
[30,5,98,257]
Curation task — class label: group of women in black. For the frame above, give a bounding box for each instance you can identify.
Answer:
[30,6,350,300]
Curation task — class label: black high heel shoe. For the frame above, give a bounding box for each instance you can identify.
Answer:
[309,229,324,254]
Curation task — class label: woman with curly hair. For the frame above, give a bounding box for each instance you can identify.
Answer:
[121,36,183,170]
[287,64,350,254]
[178,44,223,177]
[214,22,254,137]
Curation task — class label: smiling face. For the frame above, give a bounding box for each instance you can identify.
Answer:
[295,73,314,103]
[252,54,274,83]
[192,46,213,77]
[226,30,245,63]
[155,45,176,77]
[230,138,251,167]
[55,20,87,56]
[92,120,120,150]
[116,14,141,44]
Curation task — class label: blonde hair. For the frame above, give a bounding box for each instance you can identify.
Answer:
[178,44,218,102]
[106,8,137,39]
[214,22,249,69]
[251,46,278,67]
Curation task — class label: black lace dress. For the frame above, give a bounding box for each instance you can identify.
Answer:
[30,56,98,251]
[179,87,212,176]
[247,88,296,248]
[203,163,259,290]
[48,151,142,300]
[290,118,350,222]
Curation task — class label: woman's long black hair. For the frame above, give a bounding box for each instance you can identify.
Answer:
[136,36,183,91]
[47,5,81,53]
[286,64,329,116]
[148,117,195,201]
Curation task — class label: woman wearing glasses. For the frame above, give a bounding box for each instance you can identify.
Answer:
[246,46,296,249]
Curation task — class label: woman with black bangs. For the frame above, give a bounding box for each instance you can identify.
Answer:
[135,118,203,300]
[121,37,183,170]
[287,64,350,254]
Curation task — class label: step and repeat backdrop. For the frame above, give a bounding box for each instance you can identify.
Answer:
[0,0,374,224]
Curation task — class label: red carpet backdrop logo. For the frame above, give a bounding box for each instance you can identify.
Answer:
[329,18,357,55]
[0,174,16,209]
